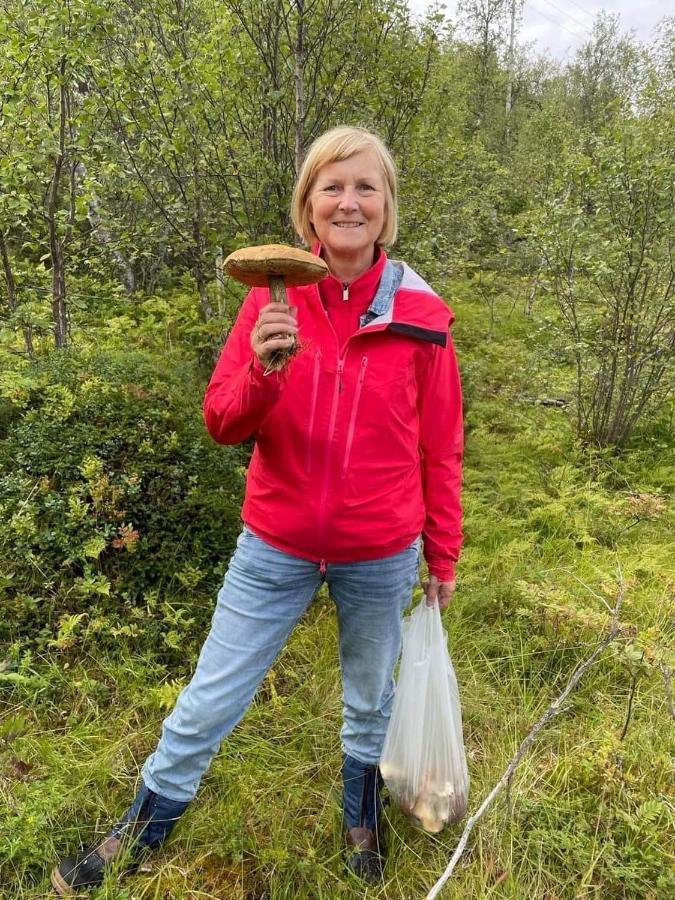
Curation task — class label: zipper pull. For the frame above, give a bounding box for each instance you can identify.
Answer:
[342,282,349,302]
[337,359,345,393]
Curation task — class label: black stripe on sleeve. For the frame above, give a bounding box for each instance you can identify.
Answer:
[388,323,448,347]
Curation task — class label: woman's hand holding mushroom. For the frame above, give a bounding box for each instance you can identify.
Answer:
[223,243,327,372]
[251,302,299,368]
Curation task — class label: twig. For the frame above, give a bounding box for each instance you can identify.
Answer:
[659,663,675,721]
[619,663,640,742]
[564,572,614,613]
[504,771,513,818]
[425,579,626,900]
[520,396,569,408]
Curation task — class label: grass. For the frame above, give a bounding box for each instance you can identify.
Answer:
[1,283,673,898]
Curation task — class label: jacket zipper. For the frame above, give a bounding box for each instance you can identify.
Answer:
[305,349,322,472]
[317,356,345,548]
[342,356,368,476]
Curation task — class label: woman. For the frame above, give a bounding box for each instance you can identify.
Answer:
[51,126,463,894]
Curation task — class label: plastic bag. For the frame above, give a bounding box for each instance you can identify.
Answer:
[379,599,470,833]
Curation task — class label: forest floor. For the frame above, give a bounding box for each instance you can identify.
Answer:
[1,280,673,899]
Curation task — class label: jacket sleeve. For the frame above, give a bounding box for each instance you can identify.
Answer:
[203,288,286,445]
[417,330,464,581]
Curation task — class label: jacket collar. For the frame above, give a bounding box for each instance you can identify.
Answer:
[308,243,451,347]
[360,260,450,347]
[312,242,386,309]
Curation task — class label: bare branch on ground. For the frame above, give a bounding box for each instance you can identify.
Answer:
[425,577,626,900]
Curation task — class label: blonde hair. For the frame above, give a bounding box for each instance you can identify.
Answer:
[291,126,398,248]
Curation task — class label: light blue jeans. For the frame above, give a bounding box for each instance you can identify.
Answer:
[141,526,420,803]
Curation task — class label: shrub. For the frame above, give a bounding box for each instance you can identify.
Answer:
[0,347,245,655]
[524,117,675,448]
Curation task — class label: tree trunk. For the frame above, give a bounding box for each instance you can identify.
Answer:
[214,247,226,312]
[192,180,213,322]
[0,230,34,355]
[194,259,213,322]
[50,231,68,348]
[47,62,69,349]
[86,193,136,295]
[145,238,169,295]
[294,0,305,177]
[504,0,517,150]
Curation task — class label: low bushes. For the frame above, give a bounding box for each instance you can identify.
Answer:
[0,347,245,657]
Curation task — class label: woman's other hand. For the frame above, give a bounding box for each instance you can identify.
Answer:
[422,575,456,609]
[251,303,298,367]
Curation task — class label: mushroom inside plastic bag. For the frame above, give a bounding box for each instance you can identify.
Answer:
[379,599,469,833]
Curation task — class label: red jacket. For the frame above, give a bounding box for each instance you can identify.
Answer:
[203,249,463,580]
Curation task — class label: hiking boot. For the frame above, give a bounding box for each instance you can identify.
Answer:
[51,834,129,896]
[346,825,384,884]
[342,755,386,884]
[50,781,190,895]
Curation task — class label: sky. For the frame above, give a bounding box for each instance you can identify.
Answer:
[408,1,673,61]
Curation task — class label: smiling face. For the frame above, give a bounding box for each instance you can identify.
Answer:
[308,149,387,276]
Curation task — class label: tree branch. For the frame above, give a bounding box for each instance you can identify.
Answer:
[659,662,675,721]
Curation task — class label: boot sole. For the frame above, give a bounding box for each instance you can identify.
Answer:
[50,866,77,896]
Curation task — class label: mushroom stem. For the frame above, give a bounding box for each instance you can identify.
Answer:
[223,243,328,374]
[266,273,296,372]
[268,274,288,305]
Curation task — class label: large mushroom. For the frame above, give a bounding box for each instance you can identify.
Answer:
[223,244,328,372]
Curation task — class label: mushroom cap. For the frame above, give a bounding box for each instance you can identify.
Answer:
[223,243,328,287]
